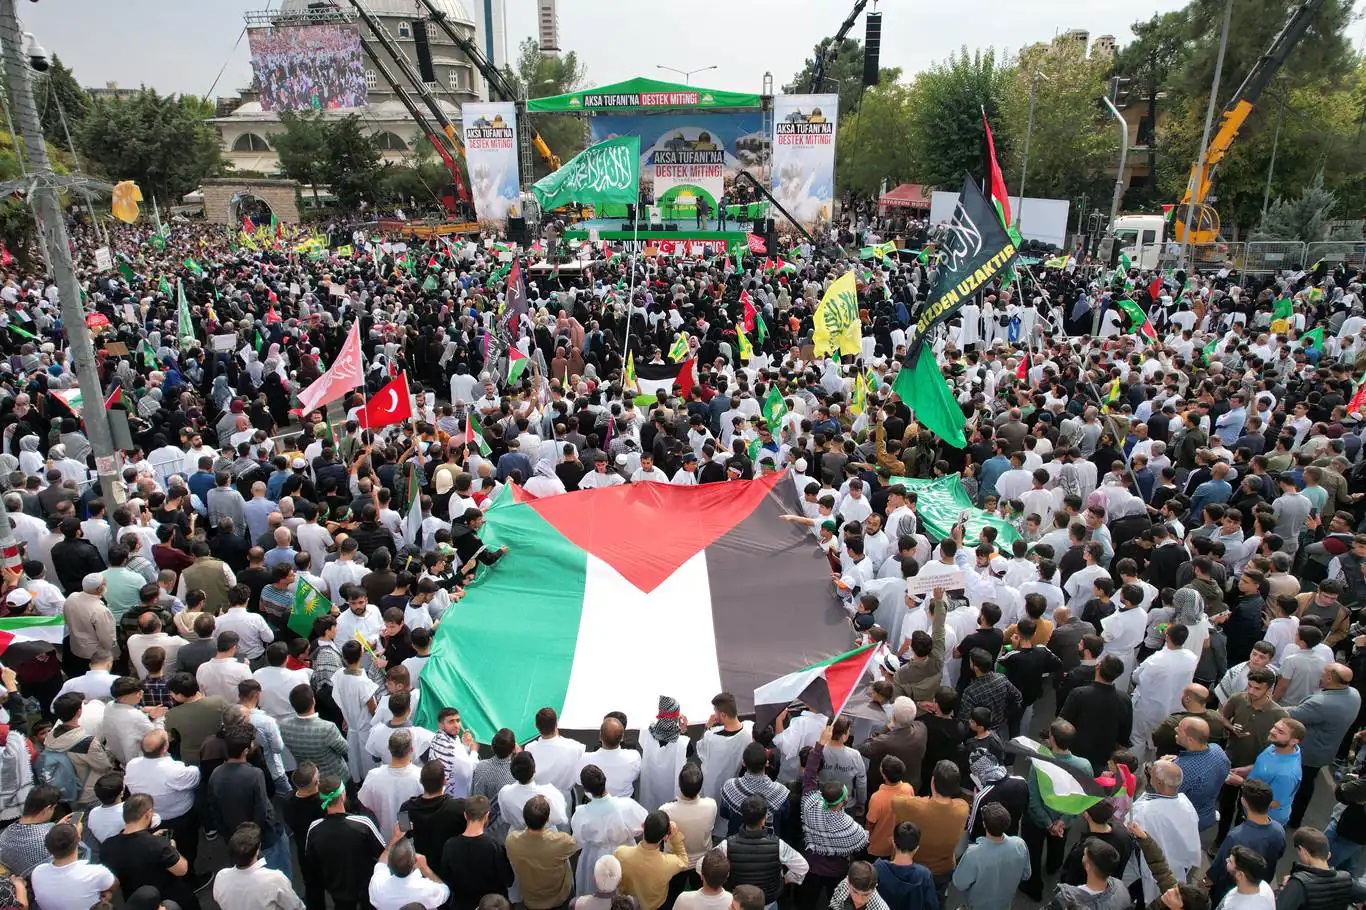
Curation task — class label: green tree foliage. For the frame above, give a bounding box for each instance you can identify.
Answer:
[1252,171,1343,241]
[375,143,453,209]
[77,89,222,204]
[785,37,903,116]
[500,39,588,180]
[903,48,1015,190]
[272,111,330,203]
[1115,11,1192,203]
[835,82,915,195]
[319,115,381,211]
[997,42,1116,205]
[35,55,90,152]
[1149,0,1360,234]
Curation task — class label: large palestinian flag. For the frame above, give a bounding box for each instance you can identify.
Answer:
[416,472,850,741]
[634,358,695,399]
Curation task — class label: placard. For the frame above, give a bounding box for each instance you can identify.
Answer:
[212,333,238,352]
[905,569,965,596]
[329,283,347,297]
[94,247,113,272]
[104,341,128,356]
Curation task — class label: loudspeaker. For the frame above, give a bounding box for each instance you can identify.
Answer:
[620,222,636,231]
[507,216,528,245]
[764,217,778,254]
[412,20,437,84]
[862,12,883,87]
[665,223,679,232]
[751,219,765,235]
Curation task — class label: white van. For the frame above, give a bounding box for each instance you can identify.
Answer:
[1111,214,1166,270]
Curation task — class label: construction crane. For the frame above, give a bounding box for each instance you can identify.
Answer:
[340,0,473,208]
[410,0,561,171]
[808,0,872,94]
[1173,0,1326,243]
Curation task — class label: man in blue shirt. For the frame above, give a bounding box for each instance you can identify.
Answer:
[1171,716,1230,832]
[977,440,1011,505]
[187,457,217,507]
[1207,779,1285,907]
[1231,717,1305,827]
[1213,394,1248,446]
[1187,462,1233,525]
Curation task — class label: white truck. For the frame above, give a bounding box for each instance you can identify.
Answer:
[1111,214,1168,271]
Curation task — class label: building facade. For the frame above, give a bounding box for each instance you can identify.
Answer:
[208,0,492,176]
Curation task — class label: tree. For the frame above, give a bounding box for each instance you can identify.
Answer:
[77,88,222,204]
[835,81,915,195]
[1252,172,1343,241]
[997,41,1116,206]
[500,38,588,180]
[34,55,90,153]
[273,111,329,204]
[319,115,381,211]
[903,48,1016,190]
[1115,11,1191,203]
[785,37,903,116]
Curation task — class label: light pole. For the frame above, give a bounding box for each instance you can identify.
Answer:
[0,1,122,509]
[656,64,718,85]
[1101,95,1130,230]
[1016,71,1048,235]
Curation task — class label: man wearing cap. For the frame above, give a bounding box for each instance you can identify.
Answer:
[671,452,699,486]
[64,573,116,676]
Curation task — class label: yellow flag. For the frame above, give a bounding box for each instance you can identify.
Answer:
[812,271,862,358]
[735,324,753,361]
[111,181,143,224]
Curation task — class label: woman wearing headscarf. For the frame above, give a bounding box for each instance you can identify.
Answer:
[637,696,689,813]
[17,435,41,477]
[262,370,291,428]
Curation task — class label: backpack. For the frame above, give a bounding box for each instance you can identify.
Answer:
[33,747,81,804]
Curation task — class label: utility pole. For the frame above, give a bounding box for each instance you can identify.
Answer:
[1181,0,1232,269]
[0,0,122,507]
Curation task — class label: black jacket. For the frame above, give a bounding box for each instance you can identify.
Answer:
[1146,543,1188,593]
[1059,682,1133,772]
[401,792,466,864]
[51,537,106,595]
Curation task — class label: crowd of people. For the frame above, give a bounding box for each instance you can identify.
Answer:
[0,208,1361,910]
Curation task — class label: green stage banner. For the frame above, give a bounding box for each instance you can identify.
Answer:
[889,474,1022,547]
[532,136,641,212]
[528,76,762,113]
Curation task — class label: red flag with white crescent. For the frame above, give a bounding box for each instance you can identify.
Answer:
[740,290,757,333]
[359,372,413,429]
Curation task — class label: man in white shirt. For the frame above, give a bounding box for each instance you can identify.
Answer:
[368,834,449,910]
[579,717,641,799]
[101,676,163,767]
[252,643,313,722]
[124,728,200,858]
[630,453,669,483]
[359,729,424,834]
[29,821,117,910]
[214,592,275,665]
[525,707,586,805]
[126,613,184,679]
[337,585,384,657]
[196,633,254,702]
[570,766,647,897]
[498,751,569,833]
[321,539,370,602]
[1130,624,1200,762]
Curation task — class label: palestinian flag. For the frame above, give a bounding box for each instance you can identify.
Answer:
[289,578,331,637]
[753,644,877,731]
[416,472,852,740]
[1009,737,1120,816]
[635,358,694,399]
[1016,352,1029,382]
[1115,297,1157,345]
[104,386,124,410]
[982,109,1013,229]
[506,348,530,385]
[464,419,492,456]
[763,257,796,276]
[0,616,63,666]
[52,388,83,415]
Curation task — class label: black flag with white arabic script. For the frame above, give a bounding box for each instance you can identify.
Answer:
[907,174,1018,366]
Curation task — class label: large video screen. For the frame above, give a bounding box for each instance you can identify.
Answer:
[248,23,367,112]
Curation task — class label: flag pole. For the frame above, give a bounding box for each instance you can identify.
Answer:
[620,196,641,375]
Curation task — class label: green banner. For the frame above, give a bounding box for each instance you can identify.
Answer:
[528,76,761,113]
[889,473,1021,547]
[532,136,641,212]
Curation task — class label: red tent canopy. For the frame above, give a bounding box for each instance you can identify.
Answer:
[878,183,932,210]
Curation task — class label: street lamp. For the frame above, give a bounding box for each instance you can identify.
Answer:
[1015,71,1048,235]
[656,64,718,84]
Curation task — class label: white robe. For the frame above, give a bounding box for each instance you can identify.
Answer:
[696,722,753,836]
[639,735,689,812]
[1129,793,1202,903]
[332,670,379,782]
[1100,605,1149,690]
[570,796,648,897]
[1129,647,1198,756]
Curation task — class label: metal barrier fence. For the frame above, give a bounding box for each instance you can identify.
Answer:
[1153,240,1366,276]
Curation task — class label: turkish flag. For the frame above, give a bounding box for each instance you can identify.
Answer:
[359,372,412,429]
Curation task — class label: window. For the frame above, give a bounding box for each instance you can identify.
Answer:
[374,132,408,151]
[450,68,471,93]
[397,21,411,37]
[365,69,378,90]
[232,133,271,152]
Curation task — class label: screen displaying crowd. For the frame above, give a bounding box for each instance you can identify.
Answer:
[248,24,368,113]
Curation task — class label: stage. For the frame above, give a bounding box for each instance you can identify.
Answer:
[563,217,749,248]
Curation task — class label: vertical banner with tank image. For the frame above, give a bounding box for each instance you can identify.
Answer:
[771,94,838,231]
[461,102,522,227]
